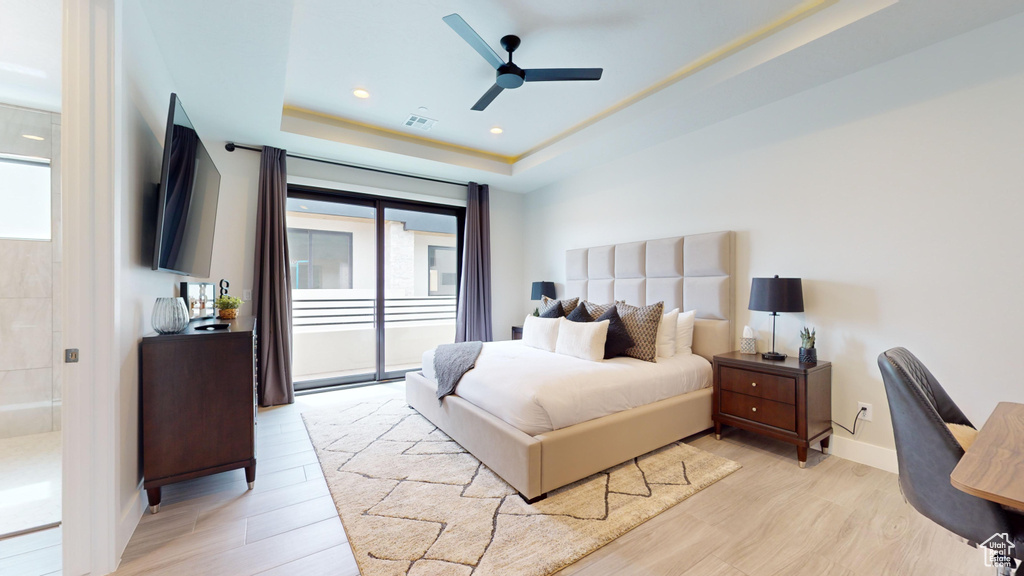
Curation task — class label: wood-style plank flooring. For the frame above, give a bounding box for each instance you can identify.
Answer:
[72,382,993,575]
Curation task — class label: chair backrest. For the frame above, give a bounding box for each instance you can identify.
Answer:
[878,347,1010,546]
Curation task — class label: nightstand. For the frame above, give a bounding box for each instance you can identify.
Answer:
[511,326,523,340]
[712,351,832,468]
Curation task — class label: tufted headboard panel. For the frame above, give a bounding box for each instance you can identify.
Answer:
[564,231,734,361]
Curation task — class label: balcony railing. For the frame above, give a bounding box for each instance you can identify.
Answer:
[292,296,457,328]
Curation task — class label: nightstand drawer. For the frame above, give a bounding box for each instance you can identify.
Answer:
[720,366,796,405]
[720,390,796,432]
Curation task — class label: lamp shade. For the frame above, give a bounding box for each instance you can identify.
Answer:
[531,281,556,300]
[748,276,804,313]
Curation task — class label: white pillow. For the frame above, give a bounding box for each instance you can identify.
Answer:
[675,310,697,356]
[555,318,609,362]
[522,315,560,352]
[656,308,680,358]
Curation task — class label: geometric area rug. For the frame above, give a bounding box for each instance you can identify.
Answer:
[302,399,740,576]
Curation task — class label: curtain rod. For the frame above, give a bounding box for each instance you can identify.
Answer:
[224,142,469,187]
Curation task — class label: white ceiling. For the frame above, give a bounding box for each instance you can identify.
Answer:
[0,0,62,112]
[282,0,808,157]
[4,1,1023,193]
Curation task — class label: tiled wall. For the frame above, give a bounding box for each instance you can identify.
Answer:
[0,104,61,439]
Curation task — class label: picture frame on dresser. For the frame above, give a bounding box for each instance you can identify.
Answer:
[179,281,216,320]
[712,351,832,468]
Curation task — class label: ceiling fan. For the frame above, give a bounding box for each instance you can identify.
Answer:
[442,13,604,111]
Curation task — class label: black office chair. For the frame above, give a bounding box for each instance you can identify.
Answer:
[879,347,1023,574]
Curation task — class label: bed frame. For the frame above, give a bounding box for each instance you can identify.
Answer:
[406,231,734,500]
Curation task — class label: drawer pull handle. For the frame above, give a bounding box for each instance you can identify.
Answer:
[751,382,757,387]
[751,407,758,412]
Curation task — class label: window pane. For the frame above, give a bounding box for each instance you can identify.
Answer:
[310,230,352,289]
[286,198,376,385]
[287,229,310,289]
[0,158,51,240]
[384,207,458,374]
[428,246,457,296]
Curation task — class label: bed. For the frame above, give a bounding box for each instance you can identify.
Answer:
[406,231,734,500]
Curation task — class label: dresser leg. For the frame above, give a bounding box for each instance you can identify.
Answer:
[820,436,831,455]
[245,463,256,490]
[797,446,808,468]
[146,487,161,514]
[714,422,722,441]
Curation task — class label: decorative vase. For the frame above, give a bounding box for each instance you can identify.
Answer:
[152,297,189,334]
[218,308,238,320]
[799,347,817,364]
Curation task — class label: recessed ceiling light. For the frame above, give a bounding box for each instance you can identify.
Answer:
[353,88,370,99]
[489,127,503,134]
[22,134,44,141]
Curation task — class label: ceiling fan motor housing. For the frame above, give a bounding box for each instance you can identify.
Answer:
[496,63,525,89]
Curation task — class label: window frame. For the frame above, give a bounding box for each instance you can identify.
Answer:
[287,184,466,392]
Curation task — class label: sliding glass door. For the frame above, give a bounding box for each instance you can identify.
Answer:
[382,207,460,378]
[287,187,464,390]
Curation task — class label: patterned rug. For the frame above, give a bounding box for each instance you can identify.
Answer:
[302,398,740,576]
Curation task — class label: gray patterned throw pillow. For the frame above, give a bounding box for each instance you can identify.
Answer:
[541,296,579,316]
[614,301,665,362]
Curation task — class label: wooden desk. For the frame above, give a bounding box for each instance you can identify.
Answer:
[951,402,1024,509]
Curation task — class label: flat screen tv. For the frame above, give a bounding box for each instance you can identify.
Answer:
[152,93,221,276]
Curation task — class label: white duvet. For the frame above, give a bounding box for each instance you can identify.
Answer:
[421,340,711,435]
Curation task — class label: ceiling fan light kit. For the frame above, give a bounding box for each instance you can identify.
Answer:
[442,13,604,111]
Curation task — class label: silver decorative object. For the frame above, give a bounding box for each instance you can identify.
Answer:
[152,297,189,334]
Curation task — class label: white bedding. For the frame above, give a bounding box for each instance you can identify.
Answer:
[421,340,711,436]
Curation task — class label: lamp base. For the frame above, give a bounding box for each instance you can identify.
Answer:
[762,352,787,361]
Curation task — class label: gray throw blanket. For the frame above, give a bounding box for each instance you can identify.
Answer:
[434,341,483,405]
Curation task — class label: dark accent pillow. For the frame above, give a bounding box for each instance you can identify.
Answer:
[565,303,592,323]
[539,302,564,318]
[595,306,635,359]
[582,300,615,320]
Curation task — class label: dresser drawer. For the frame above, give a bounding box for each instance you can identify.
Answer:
[720,390,797,432]
[720,366,796,405]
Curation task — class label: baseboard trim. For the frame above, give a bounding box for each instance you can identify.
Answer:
[826,436,898,474]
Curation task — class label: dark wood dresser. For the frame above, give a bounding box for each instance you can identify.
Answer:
[712,351,832,468]
[511,325,523,340]
[141,316,257,513]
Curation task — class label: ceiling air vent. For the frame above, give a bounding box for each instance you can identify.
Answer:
[403,113,437,131]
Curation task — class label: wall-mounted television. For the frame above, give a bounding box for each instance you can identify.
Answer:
[152,93,221,276]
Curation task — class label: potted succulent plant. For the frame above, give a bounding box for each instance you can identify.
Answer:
[799,327,817,364]
[215,295,242,320]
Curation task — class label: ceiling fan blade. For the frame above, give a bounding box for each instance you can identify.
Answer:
[524,68,604,82]
[443,14,505,70]
[471,84,504,111]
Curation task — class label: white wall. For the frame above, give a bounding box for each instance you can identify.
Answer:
[116,0,178,555]
[522,12,1024,457]
[117,1,265,555]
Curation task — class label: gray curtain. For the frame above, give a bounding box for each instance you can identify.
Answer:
[455,182,493,342]
[253,146,294,406]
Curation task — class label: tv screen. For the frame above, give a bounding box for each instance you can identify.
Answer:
[152,93,221,276]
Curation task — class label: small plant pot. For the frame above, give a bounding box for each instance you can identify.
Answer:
[799,347,817,364]
[217,308,238,320]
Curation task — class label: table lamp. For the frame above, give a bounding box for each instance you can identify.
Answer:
[531,281,555,301]
[748,275,804,361]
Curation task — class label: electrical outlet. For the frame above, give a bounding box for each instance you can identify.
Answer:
[243,289,252,301]
[857,402,873,422]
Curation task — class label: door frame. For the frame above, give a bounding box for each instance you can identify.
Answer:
[288,184,466,389]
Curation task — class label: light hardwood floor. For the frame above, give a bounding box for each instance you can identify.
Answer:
[87,382,994,575]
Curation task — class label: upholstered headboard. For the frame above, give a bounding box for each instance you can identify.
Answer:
[564,231,734,361]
